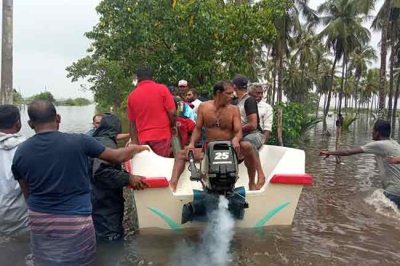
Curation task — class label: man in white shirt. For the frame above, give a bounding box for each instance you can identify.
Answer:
[249,83,273,143]
[185,88,202,114]
[0,105,29,236]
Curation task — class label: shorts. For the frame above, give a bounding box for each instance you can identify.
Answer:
[242,132,265,151]
[140,139,171,157]
[384,191,400,208]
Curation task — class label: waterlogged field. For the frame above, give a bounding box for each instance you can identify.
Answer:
[2,108,400,265]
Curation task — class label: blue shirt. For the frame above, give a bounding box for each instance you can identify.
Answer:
[12,131,106,215]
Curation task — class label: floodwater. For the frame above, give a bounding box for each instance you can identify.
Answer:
[2,106,400,266]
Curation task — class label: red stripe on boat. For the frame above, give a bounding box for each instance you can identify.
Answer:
[127,177,169,189]
[270,174,313,185]
[124,161,131,173]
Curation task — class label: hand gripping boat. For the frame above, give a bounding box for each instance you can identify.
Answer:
[125,141,312,230]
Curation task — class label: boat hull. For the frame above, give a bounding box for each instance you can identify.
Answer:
[127,145,312,230]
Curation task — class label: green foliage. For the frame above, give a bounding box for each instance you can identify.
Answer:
[13,91,23,105]
[58,98,92,106]
[268,102,320,147]
[67,0,285,108]
[28,92,56,104]
[342,116,357,132]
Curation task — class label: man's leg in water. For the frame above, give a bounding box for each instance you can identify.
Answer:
[170,147,202,192]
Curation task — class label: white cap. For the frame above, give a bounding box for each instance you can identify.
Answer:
[178,80,188,87]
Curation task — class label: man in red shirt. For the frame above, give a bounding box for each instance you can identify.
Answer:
[127,66,177,157]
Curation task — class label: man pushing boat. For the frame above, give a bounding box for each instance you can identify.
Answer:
[169,80,265,192]
[320,120,400,208]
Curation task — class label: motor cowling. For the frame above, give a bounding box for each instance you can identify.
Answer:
[202,141,238,195]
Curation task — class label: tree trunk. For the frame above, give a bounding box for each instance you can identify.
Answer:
[277,55,283,103]
[323,56,338,133]
[316,93,322,117]
[378,18,388,119]
[392,76,400,137]
[387,18,395,121]
[278,108,283,146]
[272,65,277,105]
[338,58,346,114]
[354,77,360,116]
[1,0,13,105]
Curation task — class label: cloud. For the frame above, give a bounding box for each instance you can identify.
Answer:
[9,0,101,99]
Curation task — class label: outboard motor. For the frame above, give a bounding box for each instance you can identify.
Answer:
[182,141,249,224]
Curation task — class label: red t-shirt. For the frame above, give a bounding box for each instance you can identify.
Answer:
[127,80,176,142]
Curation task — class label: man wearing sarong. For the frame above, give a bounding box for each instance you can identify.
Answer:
[11,100,149,266]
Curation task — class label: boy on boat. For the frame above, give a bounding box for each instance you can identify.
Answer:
[320,120,400,208]
[11,100,149,266]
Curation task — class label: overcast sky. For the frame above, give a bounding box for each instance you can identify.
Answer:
[0,0,384,100]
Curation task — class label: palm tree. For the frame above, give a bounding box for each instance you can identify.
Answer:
[372,0,394,119]
[349,45,377,114]
[317,0,370,132]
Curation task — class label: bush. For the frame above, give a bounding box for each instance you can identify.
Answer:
[268,102,321,147]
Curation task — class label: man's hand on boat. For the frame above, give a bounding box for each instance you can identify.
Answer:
[232,136,240,155]
[129,175,150,190]
[98,144,149,164]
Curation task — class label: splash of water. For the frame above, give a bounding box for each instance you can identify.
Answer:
[172,195,235,266]
[365,189,400,219]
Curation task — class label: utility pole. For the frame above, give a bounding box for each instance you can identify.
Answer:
[1,0,13,104]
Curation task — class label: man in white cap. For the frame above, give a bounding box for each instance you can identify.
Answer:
[177,80,189,101]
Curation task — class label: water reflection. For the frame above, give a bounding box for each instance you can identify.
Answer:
[2,110,400,265]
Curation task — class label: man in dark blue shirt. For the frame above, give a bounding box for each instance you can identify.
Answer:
[11,100,148,266]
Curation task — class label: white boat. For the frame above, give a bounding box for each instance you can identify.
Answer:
[125,143,312,230]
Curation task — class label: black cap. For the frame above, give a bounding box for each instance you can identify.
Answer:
[232,74,248,90]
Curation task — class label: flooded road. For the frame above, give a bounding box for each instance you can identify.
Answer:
[2,107,400,265]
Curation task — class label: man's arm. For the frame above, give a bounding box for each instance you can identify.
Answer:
[117,133,131,141]
[98,145,149,164]
[188,103,204,146]
[263,130,270,143]
[232,106,243,142]
[242,113,258,134]
[129,122,139,144]
[18,180,29,199]
[320,147,364,157]
[168,109,178,135]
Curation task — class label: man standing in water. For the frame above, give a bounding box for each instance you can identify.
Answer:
[320,120,400,208]
[0,105,29,236]
[11,100,149,266]
[169,80,243,192]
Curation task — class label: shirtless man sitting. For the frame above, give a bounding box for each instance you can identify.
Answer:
[169,80,242,192]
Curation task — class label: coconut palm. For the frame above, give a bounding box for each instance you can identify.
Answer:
[349,45,378,114]
[371,0,398,119]
[317,0,371,132]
